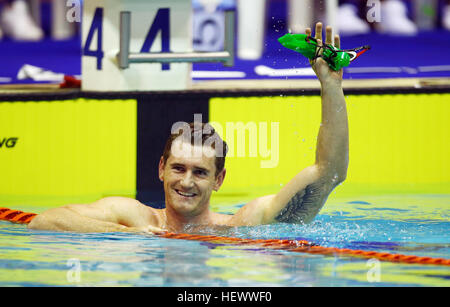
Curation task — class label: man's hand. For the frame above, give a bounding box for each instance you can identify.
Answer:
[306,23,343,85]
[131,225,166,235]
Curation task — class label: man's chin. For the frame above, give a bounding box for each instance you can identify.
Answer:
[169,198,201,215]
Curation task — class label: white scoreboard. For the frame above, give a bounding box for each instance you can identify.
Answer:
[82,0,192,91]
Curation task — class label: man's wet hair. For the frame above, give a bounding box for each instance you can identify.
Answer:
[162,122,228,176]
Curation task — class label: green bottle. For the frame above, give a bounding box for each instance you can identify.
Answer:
[278,33,370,71]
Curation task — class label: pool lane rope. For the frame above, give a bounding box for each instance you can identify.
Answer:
[1,207,449,267]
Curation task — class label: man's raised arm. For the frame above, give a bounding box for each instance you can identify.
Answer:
[312,24,348,184]
[231,23,348,226]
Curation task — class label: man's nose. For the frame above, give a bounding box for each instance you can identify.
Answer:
[180,171,195,188]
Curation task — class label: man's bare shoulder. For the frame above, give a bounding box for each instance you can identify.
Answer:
[95,197,164,213]
[102,197,166,225]
[64,196,145,214]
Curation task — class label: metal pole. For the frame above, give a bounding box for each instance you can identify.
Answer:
[118,11,131,69]
[118,10,235,68]
[224,10,235,66]
[129,51,231,63]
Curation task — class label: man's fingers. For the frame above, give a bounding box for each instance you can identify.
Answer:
[135,225,166,234]
[305,27,311,36]
[334,34,340,49]
[316,39,324,56]
[147,226,165,234]
[325,26,333,45]
[315,22,323,41]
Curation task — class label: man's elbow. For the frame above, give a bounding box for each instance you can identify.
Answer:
[330,170,347,188]
[317,165,347,186]
[336,171,347,184]
[28,211,63,231]
[27,214,48,230]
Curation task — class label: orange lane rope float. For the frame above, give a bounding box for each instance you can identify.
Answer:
[1,207,449,266]
[0,207,38,224]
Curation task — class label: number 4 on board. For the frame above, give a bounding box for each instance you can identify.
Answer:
[83,7,104,70]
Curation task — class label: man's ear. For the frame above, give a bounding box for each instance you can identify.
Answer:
[158,156,165,182]
[213,168,226,191]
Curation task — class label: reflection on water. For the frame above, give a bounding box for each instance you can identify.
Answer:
[0,224,337,286]
[0,194,449,286]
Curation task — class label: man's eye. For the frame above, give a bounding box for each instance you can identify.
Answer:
[173,166,184,172]
[195,170,207,176]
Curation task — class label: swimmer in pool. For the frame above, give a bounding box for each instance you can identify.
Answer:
[28,23,348,234]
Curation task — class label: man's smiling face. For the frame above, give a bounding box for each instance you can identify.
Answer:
[159,139,225,217]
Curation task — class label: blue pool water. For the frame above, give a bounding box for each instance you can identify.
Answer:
[0,194,449,287]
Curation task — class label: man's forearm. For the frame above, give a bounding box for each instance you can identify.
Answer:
[315,80,349,181]
[28,207,132,233]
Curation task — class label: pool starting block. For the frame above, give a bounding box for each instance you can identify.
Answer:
[82,0,234,92]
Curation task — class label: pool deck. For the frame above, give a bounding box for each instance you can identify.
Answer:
[1,28,450,94]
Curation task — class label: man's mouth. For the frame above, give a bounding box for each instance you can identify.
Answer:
[175,189,197,198]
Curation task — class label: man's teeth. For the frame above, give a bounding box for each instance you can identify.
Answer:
[176,190,196,197]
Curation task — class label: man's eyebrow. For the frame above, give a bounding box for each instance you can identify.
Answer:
[193,166,209,173]
[169,163,209,173]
